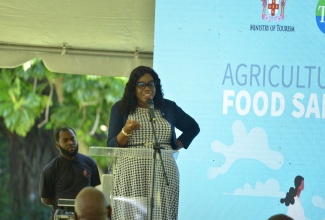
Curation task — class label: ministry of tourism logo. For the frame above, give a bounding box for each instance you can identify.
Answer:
[316,0,325,34]
[261,0,286,22]
[250,0,294,32]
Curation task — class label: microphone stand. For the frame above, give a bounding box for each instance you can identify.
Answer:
[148,115,169,220]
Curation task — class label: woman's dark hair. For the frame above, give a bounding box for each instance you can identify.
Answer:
[118,66,164,116]
[280,175,304,206]
[294,175,304,188]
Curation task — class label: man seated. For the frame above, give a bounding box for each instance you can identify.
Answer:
[74,187,112,220]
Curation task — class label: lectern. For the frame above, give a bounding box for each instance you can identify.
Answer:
[89,146,177,219]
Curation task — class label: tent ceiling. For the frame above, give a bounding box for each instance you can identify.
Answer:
[0,0,155,76]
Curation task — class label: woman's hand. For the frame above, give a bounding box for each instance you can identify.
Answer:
[117,119,140,147]
[176,140,184,150]
[123,119,140,134]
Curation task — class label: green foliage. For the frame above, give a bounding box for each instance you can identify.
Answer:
[0,60,127,143]
[0,59,128,219]
[0,60,127,155]
[0,63,50,136]
[48,73,126,147]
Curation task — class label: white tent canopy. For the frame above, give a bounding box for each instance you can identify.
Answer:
[0,0,155,77]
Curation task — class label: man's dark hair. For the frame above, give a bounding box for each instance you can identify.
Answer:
[55,127,77,141]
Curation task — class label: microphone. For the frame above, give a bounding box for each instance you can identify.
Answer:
[146,99,156,121]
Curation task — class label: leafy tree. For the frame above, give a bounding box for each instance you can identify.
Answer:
[0,59,126,219]
[0,118,12,217]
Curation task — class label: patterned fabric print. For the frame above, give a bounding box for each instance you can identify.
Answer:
[112,107,179,220]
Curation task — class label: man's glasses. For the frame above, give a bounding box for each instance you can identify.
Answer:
[137,81,156,90]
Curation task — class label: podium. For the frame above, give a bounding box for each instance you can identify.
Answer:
[89,146,177,219]
[54,199,75,220]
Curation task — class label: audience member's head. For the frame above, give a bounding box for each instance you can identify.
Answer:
[268,214,293,220]
[74,187,111,220]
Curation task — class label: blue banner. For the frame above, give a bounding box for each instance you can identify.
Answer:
[154,1,325,219]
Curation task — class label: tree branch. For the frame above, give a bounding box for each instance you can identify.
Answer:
[89,107,101,135]
[37,81,54,128]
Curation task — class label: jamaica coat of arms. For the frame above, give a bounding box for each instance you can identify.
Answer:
[261,0,286,22]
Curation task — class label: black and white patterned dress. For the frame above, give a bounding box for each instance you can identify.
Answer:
[112,107,179,220]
